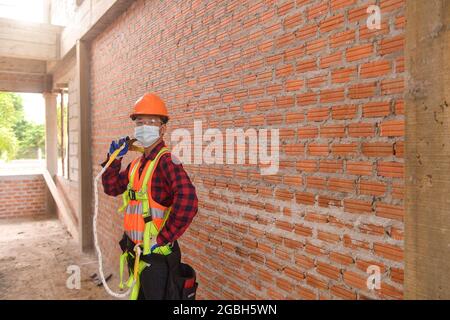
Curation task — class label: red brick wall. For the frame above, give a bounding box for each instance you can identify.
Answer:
[91,0,405,299]
[0,175,48,219]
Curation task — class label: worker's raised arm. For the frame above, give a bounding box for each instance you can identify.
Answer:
[156,153,198,246]
[100,137,131,196]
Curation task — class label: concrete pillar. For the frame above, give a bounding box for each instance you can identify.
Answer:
[76,39,93,252]
[43,0,51,24]
[43,92,58,216]
[405,0,450,299]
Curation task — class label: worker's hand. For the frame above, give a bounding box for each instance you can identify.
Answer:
[151,244,160,252]
[109,136,129,158]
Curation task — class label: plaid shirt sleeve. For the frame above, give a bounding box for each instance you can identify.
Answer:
[156,153,198,246]
[101,155,131,196]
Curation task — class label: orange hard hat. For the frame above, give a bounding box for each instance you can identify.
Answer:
[130,93,169,121]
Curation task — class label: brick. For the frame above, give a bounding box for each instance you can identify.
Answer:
[331,143,358,155]
[380,120,404,137]
[344,199,373,214]
[330,0,356,11]
[306,274,329,290]
[320,88,345,103]
[329,252,354,266]
[320,124,345,138]
[380,35,404,55]
[295,253,315,270]
[331,285,357,299]
[374,243,404,262]
[360,60,391,78]
[348,123,375,137]
[343,270,367,290]
[331,105,357,120]
[320,52,342,68]
[294,223,313,237]
[298,126,319,139]
[346,161,373,176]
[358,223,385,236]
[284,12,303,29]
[319,160,343,173]
[295,192,316,205]
[332,67,356,84]
[328,178,355,193]
[348,82,377,99]
[330,30,355,48]
[318,195,342,208]
[377,162,404,178]
[297,160,318,172]
[363,101,391,117]
[307,107,329,122]
[307,176,327,190]
[286,79,304,92]
[308,143,329,156]
[381,78,404,95]
[320,14,344,33]
[362,142,394,157]
[359,180,387,196]
[284,266,306,281]
[346,44,373,62]
[376,202,404,221]
[317,231,341,245]
[380,282,403,299]
[297,286,316,300]
[308,2,328,20]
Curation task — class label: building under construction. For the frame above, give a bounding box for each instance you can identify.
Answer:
[0,0,449,300]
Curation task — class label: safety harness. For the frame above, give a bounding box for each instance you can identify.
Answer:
[117,146,173,300]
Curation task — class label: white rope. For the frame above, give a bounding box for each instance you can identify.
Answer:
[93,144,135,298]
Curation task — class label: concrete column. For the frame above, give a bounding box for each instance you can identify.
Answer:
[43,92,58,216]
[76,39,93,252]
[43,0,51,24]
[405,0,450,299]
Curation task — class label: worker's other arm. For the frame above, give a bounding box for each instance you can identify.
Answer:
[100,156,131,196]
[156,153,198,246]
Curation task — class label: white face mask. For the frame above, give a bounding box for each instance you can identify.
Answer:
[134,125,160,147]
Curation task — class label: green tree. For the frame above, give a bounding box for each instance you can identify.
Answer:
[0,93,20,160]
[0,92,46,160]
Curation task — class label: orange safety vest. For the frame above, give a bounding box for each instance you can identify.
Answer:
[118,147,172,255]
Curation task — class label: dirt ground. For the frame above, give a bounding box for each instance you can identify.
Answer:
[0,215,116,300]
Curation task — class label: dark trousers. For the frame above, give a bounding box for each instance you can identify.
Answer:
[136,256,169,300]
[120,233,181,300]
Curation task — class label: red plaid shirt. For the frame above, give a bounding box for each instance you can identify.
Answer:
[101,140,198,246]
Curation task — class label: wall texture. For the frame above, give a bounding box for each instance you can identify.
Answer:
[0,174,48,219]
[90,0,405,299]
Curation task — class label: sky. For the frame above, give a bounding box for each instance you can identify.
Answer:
[0,0,44,23]
[19,93,45,125]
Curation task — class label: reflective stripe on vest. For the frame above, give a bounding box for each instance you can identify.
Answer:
[119,147,172,255]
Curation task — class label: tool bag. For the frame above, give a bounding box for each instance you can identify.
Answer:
[160,240,198,300]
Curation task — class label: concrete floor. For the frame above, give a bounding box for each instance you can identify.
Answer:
[0,215,113,300]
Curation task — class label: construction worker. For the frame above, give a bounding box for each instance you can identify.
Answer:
[101,93,198,300]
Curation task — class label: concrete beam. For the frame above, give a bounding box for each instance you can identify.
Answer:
[0,17,62,61]
[405,0,450,299]
[76,39,93,252]
[59,0,135,57]
[0,57,48,93]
